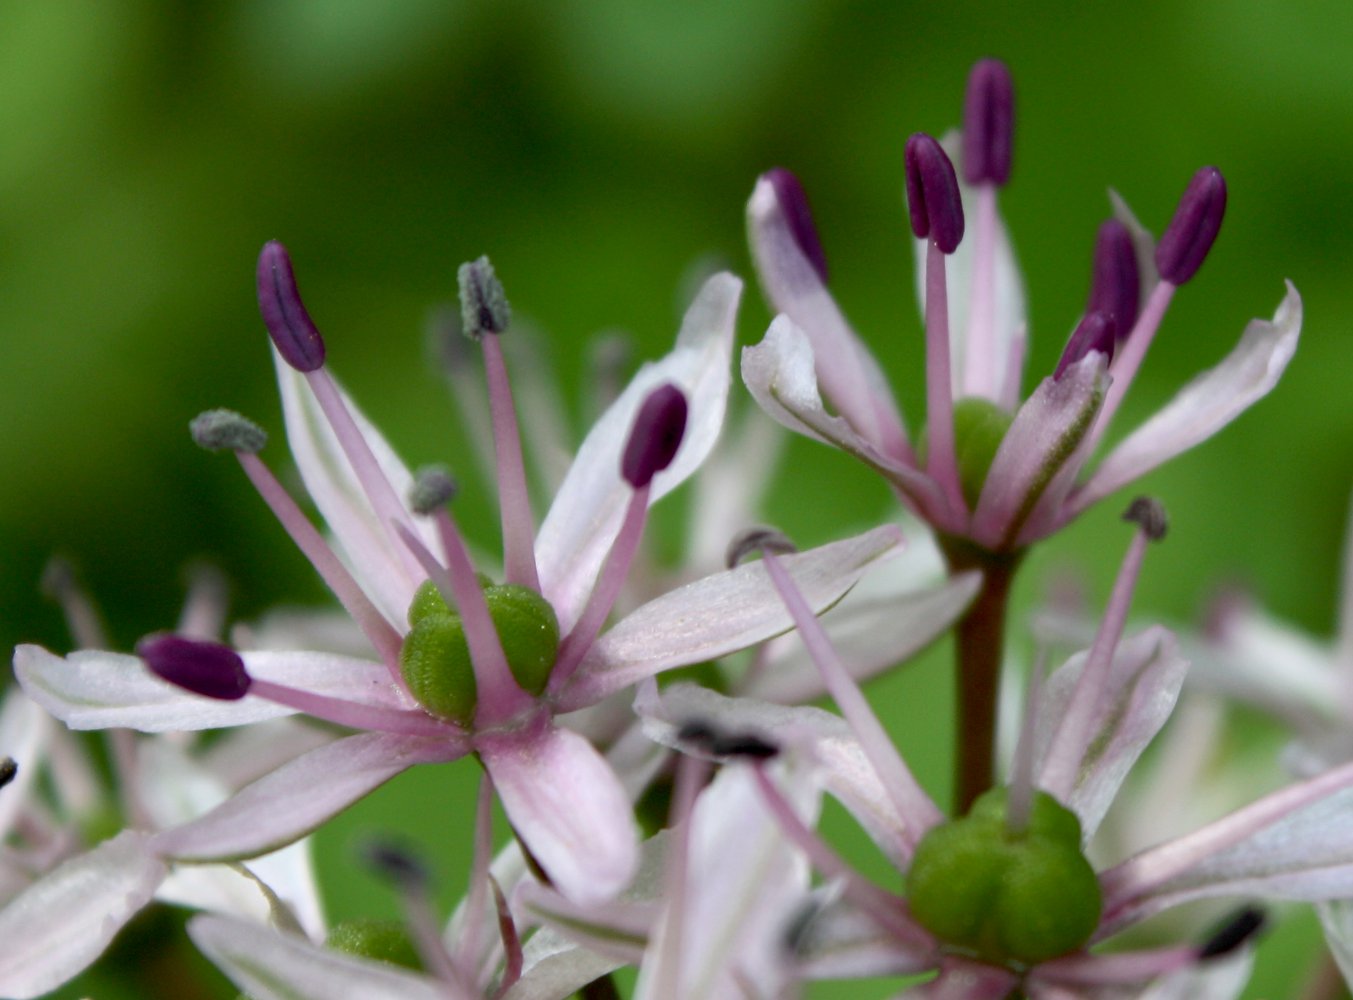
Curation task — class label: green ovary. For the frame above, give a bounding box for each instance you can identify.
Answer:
[326,918,422,970]
[952,396,1014,508]
[399,579,561,724]
[906,788,1101,966]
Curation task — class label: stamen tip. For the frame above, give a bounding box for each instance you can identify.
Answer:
[362,838,432,891]
[458,256,511,340]
[1155,166,1227,285]
[621,383,688,489]
[1087,218,1141,338]
[1197,906,1265,960]
[961,58,1014,186]
[905,133,965,254]
[257,241,326,372]
[725,526,798,569]
[710,732,779,760]
[190,409,267,454]
[1054,310,1116,380]
[1122,496,1168,541]
[761,167,829,283]
[0,757,17,789]
[408,464,459,515]
[137,633,252,700]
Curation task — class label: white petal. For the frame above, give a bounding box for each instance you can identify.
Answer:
[742,317,950,523]
[1319,899,1353,990]
[481,721,637,905]
[275,353,433,624]
[536,273,740,632]
[0,689,52,839]
[1132,951,1253,1000]
[189,913,457,1000]
[0,831,166,998]
[14,644,402,733]
[559,525,902,710]
[153,731,458,861]
[504,925,627,1000]
[1070,281,1301,517]
[1034,627,1188,839]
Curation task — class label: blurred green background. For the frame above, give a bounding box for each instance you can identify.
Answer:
[4,1,1352,996]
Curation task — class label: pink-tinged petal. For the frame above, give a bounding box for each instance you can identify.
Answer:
[156,840,323,940]
[969,351,1108,549]
[274,352,433,624]
[1033,627,1187,839]
[502,926,627,1000]
[1068,281,1301,519]
[558,525,902,711]
[1131,952,1253,1000]
[516,883,655,963]
[745,570,981,704]
[742,318,952,526]
[640,684,910,867]
[153,731,461,862]
[0,689,52,838]
[536,273,740,632]
[480,719,637,905]
[1318,900,1353,989]
[748,173,910,460]
[14,645,404,733]
[791,893,938,980]
[0,831,167,998]
[189,914,460,1000]
[901,956,1020,999]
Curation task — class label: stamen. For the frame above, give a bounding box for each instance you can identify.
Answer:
[651,753,710,999]
[1155,166,1227,286]
[364,839,472,991]
[256,241,326,372]
[40,557,108,649]
[961,59,1014,187]
[764,168,829,283]
[1197,906,1265,960]
[456,776,495,977]
[905,134,965,254]
[408,465,459,515]
[1005,653,1046,835]
[621,383,688,489]
[1053,310,1116,380]
[725,526,797,569]
[248,677,457,737]
[137,634,252,701]
[176,562,229,641]
[189,409,267,454]
[192,412,404,672]
[1040,499,1164,799]
[758,543,944,849]
[458,257,540,591]
[0,758,17,790]
[491,875,524,994]
[1086,219,1141,339]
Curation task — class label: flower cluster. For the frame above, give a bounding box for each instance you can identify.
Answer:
[2,55,1346,1000]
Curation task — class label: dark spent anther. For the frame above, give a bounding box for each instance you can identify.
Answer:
[676,719,718,748]
[709,733,780,760]
[1054,311,1117,380]
[362,839,432,891]
[458,256,511,340]
[1086,219,1141,339]
[621,384,688,489]
[765,168,829,283]
[0,758,16,789]
[905,133,965,254]
[1197,906,1266,960]
[1123,496,1168,542]
[1155,167,1227,285]
[137,634,252,701]
[257,241,326,372]
[408,465,459,515]
[725,526,798,569]
[190,409,267,455]
[961,59,1014,186]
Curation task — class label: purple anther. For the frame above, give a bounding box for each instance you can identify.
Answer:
[257,241,326,372]
[1198,907,1265,960]
[1122,496,1168,542]
[905,134,965,254]
[764,168,829,283]
[1054,310,1117,380]
[961,59,1014,186]
[458,256,511,339]
[725,525,798,569]
[137,634,252,700]
[1086,219,1141,339]
[621,383,688,488]
[1155,166,1227,285]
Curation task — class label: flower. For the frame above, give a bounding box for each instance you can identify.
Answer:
[637,504,1353,998]
[742,58,1300,557]
[16,243,898,911]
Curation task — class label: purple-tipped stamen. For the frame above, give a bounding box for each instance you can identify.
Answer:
[1054,310,1117,380]
[905,134,964,254]
[621,384,688,489]
[257,241,326,373]
[1155,166,1227,286]
[1086,219,1141,338]
[138,634,252,701]
[961,59,1014,187]
[764,168,829,284]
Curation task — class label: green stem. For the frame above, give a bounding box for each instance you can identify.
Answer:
[941,540,1022,815]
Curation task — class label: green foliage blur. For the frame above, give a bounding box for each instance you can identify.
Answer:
[4,2,1352,997]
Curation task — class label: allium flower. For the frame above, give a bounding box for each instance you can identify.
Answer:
[743,58,1300,556]
[643,505,1353,998]
[16,244,897,910]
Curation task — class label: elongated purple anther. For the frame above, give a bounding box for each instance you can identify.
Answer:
[961,59,1014,186]
[1155,166,1227,285]
[1054,310,1116,380]
[905,134,964,254]
[764,168,828,283]
[621,383,688,488]
[1086,219,1140,338]
[458,256,511,339]
[138,634,252,700]
[257,241,326,372]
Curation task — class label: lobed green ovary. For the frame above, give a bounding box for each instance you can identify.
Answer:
[399,579,561,724]
[906,788,1101,966]
[952,396,1014,509]
[326,918,422,970]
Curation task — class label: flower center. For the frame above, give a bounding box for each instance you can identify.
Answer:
[906,787,1101,966]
